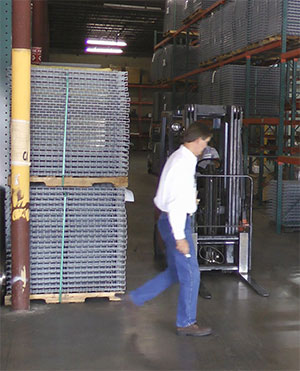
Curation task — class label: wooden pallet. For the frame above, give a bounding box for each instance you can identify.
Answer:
[4,291,124,305]
[163,29,199,38]
[8,175,128,188]
[153,79,169,86]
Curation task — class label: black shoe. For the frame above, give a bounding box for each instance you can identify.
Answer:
[176,323,212,337]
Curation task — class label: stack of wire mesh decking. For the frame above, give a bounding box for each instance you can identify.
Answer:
[183,0,217,19]
[163,0,185,35]
[249,0,300,45]
[197,0,300,65]
[30,67,129,177]
[184,0,201,18]
[162,45,199,80]
[157,0,300,73]
[287,0,300,36]
[233,0,249,51]
[197,64,280,117]
[5,66,130,297]
[197,2,235,64]
[29,185,127,294]
[151,49,164,83]
[154,0,300,83]
[267,180,300,227]
[249,66,281,117]
[151,45,199,82]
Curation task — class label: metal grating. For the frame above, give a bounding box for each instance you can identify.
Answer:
[163,0,185,34]
[5,64,131,297]
[197,64,280,117]
[6,184,127,294]
[197,0,300,65]
[9,66,131,177]
[267,180,300,227]
[184,0,218,19]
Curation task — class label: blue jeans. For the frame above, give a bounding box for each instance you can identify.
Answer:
[130,213,200,327]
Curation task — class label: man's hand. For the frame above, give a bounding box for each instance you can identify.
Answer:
[176,239,190,255]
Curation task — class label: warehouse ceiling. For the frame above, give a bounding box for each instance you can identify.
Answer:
[47,0,165,57]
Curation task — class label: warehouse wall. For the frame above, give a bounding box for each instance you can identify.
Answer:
[49,53,152,84]
[49,53,151,69]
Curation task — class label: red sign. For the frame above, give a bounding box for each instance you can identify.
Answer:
[31,47,42,64]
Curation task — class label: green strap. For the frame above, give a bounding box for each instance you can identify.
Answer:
[62,71,69,187]
[59,71,69,303]
[59,195,67,303]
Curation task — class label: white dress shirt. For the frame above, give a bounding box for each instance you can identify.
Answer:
[154,145,197,240]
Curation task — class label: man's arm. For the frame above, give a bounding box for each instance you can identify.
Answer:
[176,239,190,255]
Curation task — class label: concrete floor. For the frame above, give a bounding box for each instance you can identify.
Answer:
[1,151,300,371]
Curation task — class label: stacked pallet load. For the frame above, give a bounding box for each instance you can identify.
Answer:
[267,180,300,228]
[248,0,300,44]
[151,49,164,83]
[183,0,218,20]
[162,45,199,80]
[151,45,199,82]
[197,0,300,66]
[5,66,130,304]
[198,65,280,117]
[163,0,186,35]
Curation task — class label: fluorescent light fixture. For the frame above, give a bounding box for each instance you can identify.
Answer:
[85,47,123,54]
[86,39,127,47]
[103,3,162,11]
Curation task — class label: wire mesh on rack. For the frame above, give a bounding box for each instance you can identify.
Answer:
[197,64,280,117]
[267,180,300,227]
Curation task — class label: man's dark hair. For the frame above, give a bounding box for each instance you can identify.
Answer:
[183,122,213,143]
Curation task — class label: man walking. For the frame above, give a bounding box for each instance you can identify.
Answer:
[128,122,213,337]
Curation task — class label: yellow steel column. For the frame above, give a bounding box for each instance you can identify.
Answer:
[11,0,31,310]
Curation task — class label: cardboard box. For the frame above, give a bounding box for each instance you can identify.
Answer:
[109,64,124,71]
[126,67,141,84]
[140,69,150,84]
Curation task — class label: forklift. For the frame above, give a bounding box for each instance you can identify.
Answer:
[147,110,184,176]
[152,104,269,297]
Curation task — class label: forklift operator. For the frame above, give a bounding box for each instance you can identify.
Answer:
[128,122,213,337]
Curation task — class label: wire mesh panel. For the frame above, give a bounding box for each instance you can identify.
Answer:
[287,0,300,36]
[267,180,300,227]
[197,0,300,65]
[162,45,199,81]
[5,66,130,298]
[198,65,280,116]
[233,0,249,51]
[183,0,217,19]
[18,66,130,177]
[6,184,127,294]
[249,0,300,43]
[163,0,186,34]
[151,49,164,82]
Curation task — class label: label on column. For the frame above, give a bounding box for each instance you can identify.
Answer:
[11,119,30,166]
